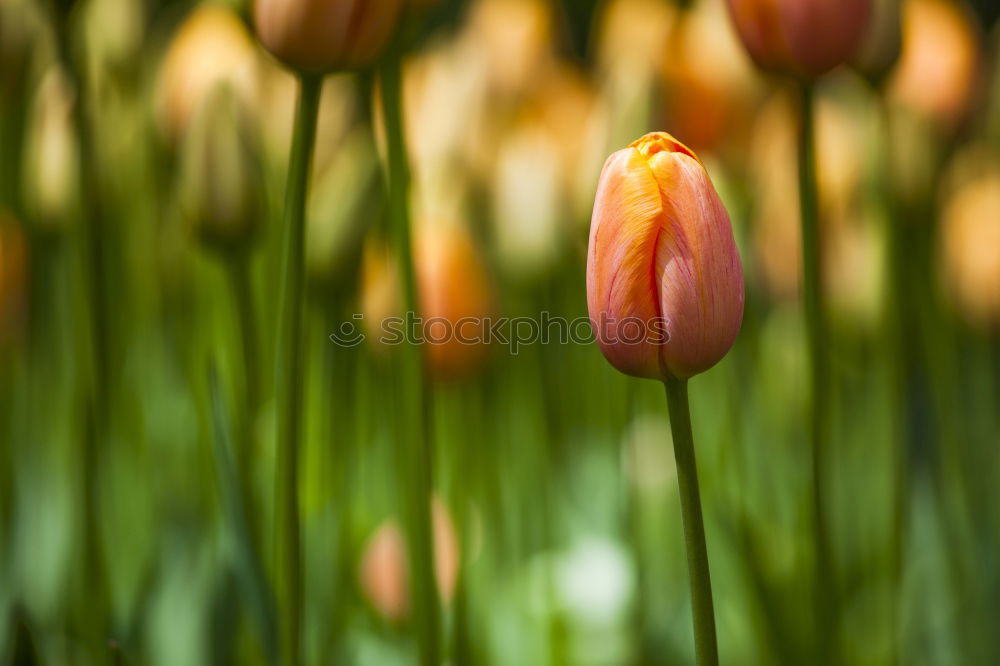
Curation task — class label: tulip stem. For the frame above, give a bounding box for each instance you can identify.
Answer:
[274,73,321,666]
[664,378,718,666]
[380,49,442,666]
[798,82,836,662]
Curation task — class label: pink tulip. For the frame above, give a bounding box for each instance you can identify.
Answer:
[726,0,872,77]
[587,132,744,381]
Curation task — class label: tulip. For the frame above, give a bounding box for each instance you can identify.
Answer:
[156,4,255,140]
[22,67,79,231]
[178,85,264,249]
[359,224,494,381]
[941,167,1000,329]
[852,0,902,84]
[253,0,403,74]
[725,0,872,77]
[587,131,745,382]
[888,0,980,129]
[358,497,459,621]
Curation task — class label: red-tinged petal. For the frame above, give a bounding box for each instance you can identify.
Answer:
[647,151,745,378]
[779,0,871,76]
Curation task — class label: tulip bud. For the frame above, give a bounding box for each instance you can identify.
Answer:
[156,4,256,141]
[888,0,980,130]
[852,0,902,84]
[586,132,744,381]
[23,68,79,231]
[358,497,459,621]
[726,0,872,78]
[253,0,403,74]
[415,223,494,381]
[178,85,264,249]
[360,223,493,380]
[940,166,1000,329]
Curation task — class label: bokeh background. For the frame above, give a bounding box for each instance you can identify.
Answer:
[1,0,1000,664]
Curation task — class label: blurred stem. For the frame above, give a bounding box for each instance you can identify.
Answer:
[379,50,441,666]
[664,378,718,666]
[877,98,909,664]
[55,15,111,654]
[798,81,836,663]
[224,249,261,543]
[274,74,321,666]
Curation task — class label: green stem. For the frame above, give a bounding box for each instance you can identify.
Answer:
[224,249,262,548]
[798,82,836,662]
[664,378,718,666]
[274,74,321,666]
[379,51,441,666]
[877,98,909,664]
[55,18,111,655]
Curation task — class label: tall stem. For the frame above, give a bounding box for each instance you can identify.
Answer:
[274,74,321,666]
[798,82,835,662]
[664,378,718,666]
[379,51,441,666]
[876,98,909,664]
[55,17,110,654]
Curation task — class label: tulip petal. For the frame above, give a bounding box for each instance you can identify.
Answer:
[587,146,667,379]
[647,151,744,378]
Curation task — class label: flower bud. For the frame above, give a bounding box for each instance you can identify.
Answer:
[253,0,403,74]
[23,67,79,231]
[852,0,902,84]
[888,0,980,130]
[358,497,459,621]
[726,0,872,78]
[359,223,494,381]
[156,4,256,141]
[586,132,744,381]
[178,85,264,249]
[940,164,1000,329]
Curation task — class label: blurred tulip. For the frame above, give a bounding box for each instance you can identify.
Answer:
[156,4,256,140]
[178,86,264,249]
[306,125,379,284]
[587,132,744,381]
[0,0,41,97]
[940,164,1000,328]
[888,0,981,129]
[465,0,553,96]
[659,0,760,155]
[726,0,872,77]
[358,497,459,621]
[492,118,562,277]
[253,0,402,74]
[415,222,493,381]
[82,0,144,72]
[597,0,676,75]
[22,67,79,231]
[361,223,493,380]
[852,0,902,83]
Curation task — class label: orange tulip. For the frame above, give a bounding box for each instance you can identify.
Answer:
[358,497,459,621]
[726,0,871,77]
[253,0,402,74]
[587,132,744,381]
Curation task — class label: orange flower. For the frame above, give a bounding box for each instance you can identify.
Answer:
[726,0,871,77]
[587,132,744,381]
[253,0,402,74]
[358,498,459,621]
